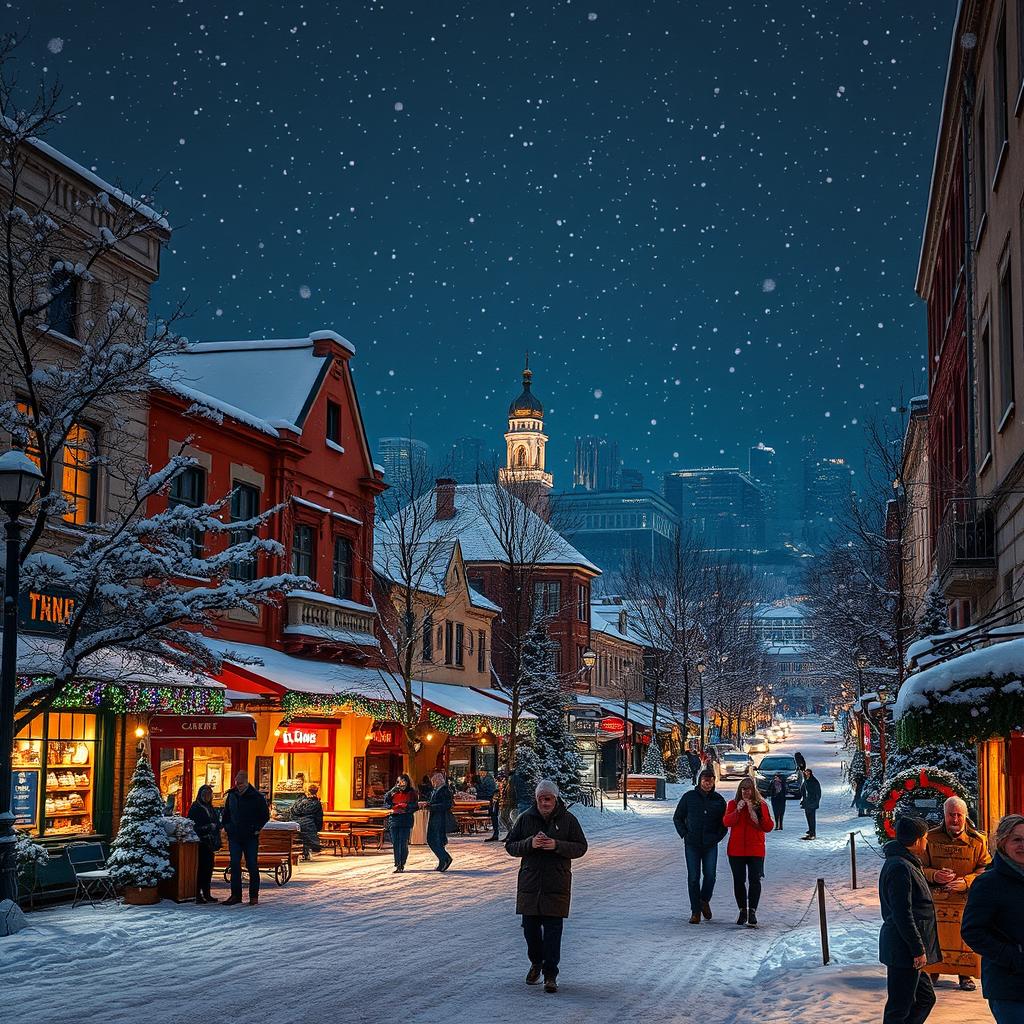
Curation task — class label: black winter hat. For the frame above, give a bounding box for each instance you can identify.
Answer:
[895,816,929,845]
[698,768,716,783]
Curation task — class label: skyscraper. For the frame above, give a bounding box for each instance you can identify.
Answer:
[377,436,431,501]
[450,436,490,484]
[573,435,622,491]
[749,442,779,547]
[803,456,853,549]
[663,467,766,551]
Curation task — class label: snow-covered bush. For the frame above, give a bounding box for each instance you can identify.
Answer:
[160,815,199,843]
[107,754,174,888]
[15,831,50,875]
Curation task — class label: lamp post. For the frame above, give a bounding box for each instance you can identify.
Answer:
[854,652,868,700]
[696,660,707,752]
[876,685,891,775]
[0,451,44,905]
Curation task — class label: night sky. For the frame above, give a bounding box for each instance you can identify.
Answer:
[15,1,957,488]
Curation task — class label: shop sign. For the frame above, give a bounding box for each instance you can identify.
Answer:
[574,719,598,735]
[11,768,39,827]
[150,715,257,740]
[18,586,77,637]
[352,756,365,800]
[371,728,393,745]
[599,716,625,735]
[274,728,331,752]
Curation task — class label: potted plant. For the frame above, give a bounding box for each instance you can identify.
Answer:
[107,754,174,905]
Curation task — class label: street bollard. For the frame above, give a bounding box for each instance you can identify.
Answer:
[850,831,858,890]
[817,878,830,966]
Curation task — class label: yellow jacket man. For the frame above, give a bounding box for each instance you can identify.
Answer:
[919,796,991,989]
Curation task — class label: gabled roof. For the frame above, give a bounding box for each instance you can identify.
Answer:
[589,605,648,648]
[377,484,599,574]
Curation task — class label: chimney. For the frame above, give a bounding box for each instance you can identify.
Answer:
[435,478,457,520]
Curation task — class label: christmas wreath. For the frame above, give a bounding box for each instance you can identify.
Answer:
[875,765,971,846]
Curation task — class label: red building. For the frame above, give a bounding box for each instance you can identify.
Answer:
[144,330,399,811]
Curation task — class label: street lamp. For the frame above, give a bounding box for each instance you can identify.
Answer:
[581,647,597,672]
[0,450,44,904]
[854,652,868,699]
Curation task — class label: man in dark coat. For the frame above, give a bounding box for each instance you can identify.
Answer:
[685,748,701,786]
[673,767,728,924]
[505,779,588,994]
[221,769,270,905]
[419,770,453,871]
[289,784,324,861]
[800,768,822,840]
[879,816,941,1024]
[477,768,500,842]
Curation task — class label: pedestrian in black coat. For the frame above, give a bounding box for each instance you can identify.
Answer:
[686,749,701,786]
[673,768,728,924]
[800,769,821,839]
[505,779,588,993]
[961,814,1024,1023]
[769,774,787,831]
[289,785,324,860]
[879,817,941,1024]
[794,751,806,772]
[187,785,222,903]
[221,770,270,905]
[419,771,454,871]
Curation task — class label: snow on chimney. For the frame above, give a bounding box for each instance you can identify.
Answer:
[435,478,457,520]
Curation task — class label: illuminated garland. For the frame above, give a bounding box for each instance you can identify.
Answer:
[16,675,225,715]
[426,709,534,738]
[875,766,970,845]
[280,689,406,723]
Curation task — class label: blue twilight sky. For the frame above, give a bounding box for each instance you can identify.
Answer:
[12,1,957,487]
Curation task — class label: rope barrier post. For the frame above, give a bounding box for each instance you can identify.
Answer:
[849,831,858,890]
[817,878,830,966]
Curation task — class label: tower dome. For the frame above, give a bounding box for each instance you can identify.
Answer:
[500,356,553,493]
[508,366,544,418]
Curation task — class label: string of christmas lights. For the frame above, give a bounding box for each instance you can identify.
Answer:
[16,675,226,714]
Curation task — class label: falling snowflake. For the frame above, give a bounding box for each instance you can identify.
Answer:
[394,101,404,111]
[762,278,776,293]
[588,12,598,20]
[593,388,603,399]
[299,285,312,299]
[47,38,64,54]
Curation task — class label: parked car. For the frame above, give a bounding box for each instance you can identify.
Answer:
[706,743,739,775]
[754,754,802,798]
[716,751,754,782]
[820,720,835,733]
[768,726,784,743]
[742,734,769,755]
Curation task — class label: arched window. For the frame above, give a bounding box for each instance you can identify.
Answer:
[515,446,527,468]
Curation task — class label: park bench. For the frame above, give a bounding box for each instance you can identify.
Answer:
[214,826,300,885]
[624,775,659,799]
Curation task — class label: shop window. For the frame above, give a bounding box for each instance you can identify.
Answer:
[62,423,98,525]
[292,523,315,577]
[477,629,486,673]
[168,464,206,558]
[455,623,465,666]
[13,711,96,837]
[333,536,353,599]
[422,613,434,661]
[274,752,326,813]
[326,400,342,445]
[13,399,42,469]
[229,482,260,581]
[47,262,78,338]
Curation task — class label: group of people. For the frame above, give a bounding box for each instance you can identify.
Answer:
[879,800,1024,1024]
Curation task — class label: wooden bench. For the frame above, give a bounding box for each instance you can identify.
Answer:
[624,776,659,799]
[214,828,299,885]
[317,827,351,856]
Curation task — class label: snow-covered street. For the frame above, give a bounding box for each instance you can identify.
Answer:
[3,723,994,1024]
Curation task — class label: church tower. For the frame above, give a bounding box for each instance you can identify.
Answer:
[499,357,553,493]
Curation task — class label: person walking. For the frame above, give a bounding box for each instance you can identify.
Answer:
[672,767,728,924]
[686,748,701,786]
[289,784,324,861]
[769,773,787,831]
[187,784,222,904]
[221,770,270,906]
[794,751,806,773]
[505,779,588,994]
[419,770,453,871]
[723,776,774,927]
[961,814,1024,1024]
[480,769,502,842]
[800,768,821,840]
[384,773,418,873]
[879,816,940,1024]
[920,795,990,991]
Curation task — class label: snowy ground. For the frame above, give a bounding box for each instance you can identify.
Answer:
[4,722,994,1024]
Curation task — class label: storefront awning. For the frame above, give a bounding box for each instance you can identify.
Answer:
[570,694,652,730]
[414,680,534,736]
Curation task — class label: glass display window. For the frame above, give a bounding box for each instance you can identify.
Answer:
[273,751,327,814]
[13,712,97,838]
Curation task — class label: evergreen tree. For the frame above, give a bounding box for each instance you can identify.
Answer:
[915,572,952,642]
[519,624,584,799]
[107,754,174,888]
[641,740,667,777]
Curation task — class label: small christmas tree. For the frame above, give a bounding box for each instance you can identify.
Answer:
[915,572,952,642]
[641,740,667,777]
[520,625,584,799]
[107,754,174,889]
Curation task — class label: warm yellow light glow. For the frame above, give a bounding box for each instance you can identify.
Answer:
[134,726,147,739]
[273,728,281,738]
[426,733,434,741]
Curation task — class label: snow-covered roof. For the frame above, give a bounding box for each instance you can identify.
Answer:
[468,587,501,613]
[895,636,1024,719]
[589,606,647,648]
[756,603,808,620]
[377,484,599,574]
[414,680,529,719]
[152,335,337,436]
[571,693,652,729]
[200,636,396,698]
[11,634,223,692]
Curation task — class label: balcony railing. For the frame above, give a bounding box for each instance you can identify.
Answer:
[935,497,996,590]
[285,593,376,640]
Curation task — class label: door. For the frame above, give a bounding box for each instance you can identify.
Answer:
[155,742,241,813]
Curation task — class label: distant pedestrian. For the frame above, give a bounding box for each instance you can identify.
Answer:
[961,814,1024,1024]
[384,773,418,873]
[686,748,701,786]
[419,770,453,871]
[794,751,806,773]
[723,776,774,927]
[482,769,503,842]
[800,768,821,839]
[879,816,940,1024]
[419,774,433,800]
[221,770,270,906]
[673,767,728,924]
[289,784,324,861]
[769,773,787,831]
[505,780,588,994]
[187,784,221,904]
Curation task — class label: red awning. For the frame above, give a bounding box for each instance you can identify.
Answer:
[149,714,257,741]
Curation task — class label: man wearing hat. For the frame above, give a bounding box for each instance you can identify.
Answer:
[879,816,942,1024]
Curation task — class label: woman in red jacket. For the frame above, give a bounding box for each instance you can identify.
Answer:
[723,776,774,927]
